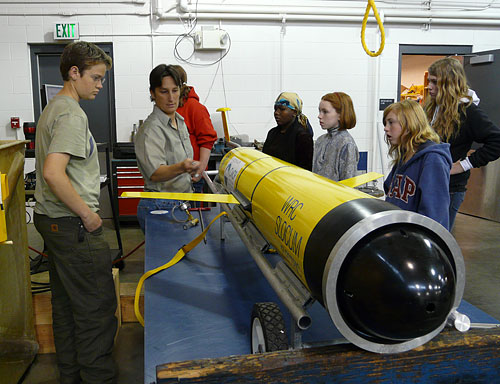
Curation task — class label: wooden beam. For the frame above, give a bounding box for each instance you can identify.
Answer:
[157,328,500,383]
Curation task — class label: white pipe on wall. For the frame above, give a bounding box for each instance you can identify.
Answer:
[386,16,500,25]
[0,11,150,16]
[180,3,367,15]
[158,12,500,26]
[370,36,382,176]
[279,16,285,92]
[0,0,145,3]
[158,13,364,22]
[1,1,497,27]
[79,33,179,37]
[161,0,500,26]
[4,10,498,26]
[191,0,500,7]
[181,0,500,11]
[179,2,500,20]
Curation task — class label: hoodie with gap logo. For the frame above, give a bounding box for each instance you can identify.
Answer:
[384,141,452,230]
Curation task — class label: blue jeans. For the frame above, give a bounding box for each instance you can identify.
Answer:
[137,198,186,233]
[192,179,205,208]
[449,191,466,230]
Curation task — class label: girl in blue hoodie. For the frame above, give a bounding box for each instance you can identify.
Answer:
[383,99,452,230]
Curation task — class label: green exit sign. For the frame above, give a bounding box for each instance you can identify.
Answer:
[54,22,79,40]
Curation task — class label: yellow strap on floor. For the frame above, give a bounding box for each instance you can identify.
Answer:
[361,0,385,57]
[134,211,228,326]
[122,191,239,205]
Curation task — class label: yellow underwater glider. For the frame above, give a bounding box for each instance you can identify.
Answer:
[123,147,465,355]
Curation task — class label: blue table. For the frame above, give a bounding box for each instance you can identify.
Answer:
[144,208,498,384]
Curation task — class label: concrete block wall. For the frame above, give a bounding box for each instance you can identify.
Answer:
[1,0,500,179]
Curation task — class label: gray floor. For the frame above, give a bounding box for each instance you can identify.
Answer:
[20,212,500,383]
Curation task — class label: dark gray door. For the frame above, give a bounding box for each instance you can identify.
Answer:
[30,43,116,145]
[460,49,500,222]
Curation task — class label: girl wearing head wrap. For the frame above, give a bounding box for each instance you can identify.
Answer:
[424,57,500,229]
[262,92,313,170]
[313,92,359,181]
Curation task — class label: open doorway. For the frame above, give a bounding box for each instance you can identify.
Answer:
[397,45,472,103]
[400,55,453,104]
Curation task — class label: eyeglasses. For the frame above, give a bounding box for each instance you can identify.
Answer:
[90,74,106,85]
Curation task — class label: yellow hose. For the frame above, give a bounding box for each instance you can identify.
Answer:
[134,211,228,326]
[361,0,385,57]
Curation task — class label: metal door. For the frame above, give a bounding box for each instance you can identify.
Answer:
[29,43,116,146]
[460,49,500,222]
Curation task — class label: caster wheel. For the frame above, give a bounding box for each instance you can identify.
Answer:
[251,302,288,353]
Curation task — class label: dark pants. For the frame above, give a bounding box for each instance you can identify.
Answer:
[34,213,117,384]
[449,191,466,230]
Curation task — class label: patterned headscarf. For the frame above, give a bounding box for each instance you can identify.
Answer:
[274,92,309,128]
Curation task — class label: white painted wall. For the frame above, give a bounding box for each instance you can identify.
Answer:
[401,55,443,89]
[2,0,500,178]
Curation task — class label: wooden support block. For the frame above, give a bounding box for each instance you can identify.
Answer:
[112,268,122,334]
[156,328,500,383]
[34,324,55,354]
[120,295,144,323]
[119,281,143,323]
[32,293,55,354]
[32,292,52,325]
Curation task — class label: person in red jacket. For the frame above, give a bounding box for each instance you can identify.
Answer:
[172,65,217,193]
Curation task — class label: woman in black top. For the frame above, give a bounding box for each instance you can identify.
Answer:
[425,57,500,229]
[262,92,313,171]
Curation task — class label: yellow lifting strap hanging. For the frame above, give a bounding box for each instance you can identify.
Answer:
[122,191,239,205]
[338,171,384,188]
[361,0,386,57]
[134,211,228,326]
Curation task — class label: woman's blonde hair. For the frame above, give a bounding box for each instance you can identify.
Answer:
[424,57,471,140]
[384,99,440,165]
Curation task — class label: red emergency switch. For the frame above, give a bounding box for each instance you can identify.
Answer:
[10,117,20,129]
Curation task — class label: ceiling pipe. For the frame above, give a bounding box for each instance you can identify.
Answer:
[180,0,500,11]
[175,2,500,21]
[179,2,367,15]
[157,12,500,26]
[0,0,145,3]
[159,13,370,22]
[0,11,150,16]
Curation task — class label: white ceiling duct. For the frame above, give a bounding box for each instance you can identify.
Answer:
[0,0,146,3]
[153,0,500,27]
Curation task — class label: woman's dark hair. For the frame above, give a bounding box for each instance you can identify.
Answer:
[170,64,190,107]
[149,64,182,96]
[60,41,112,81]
